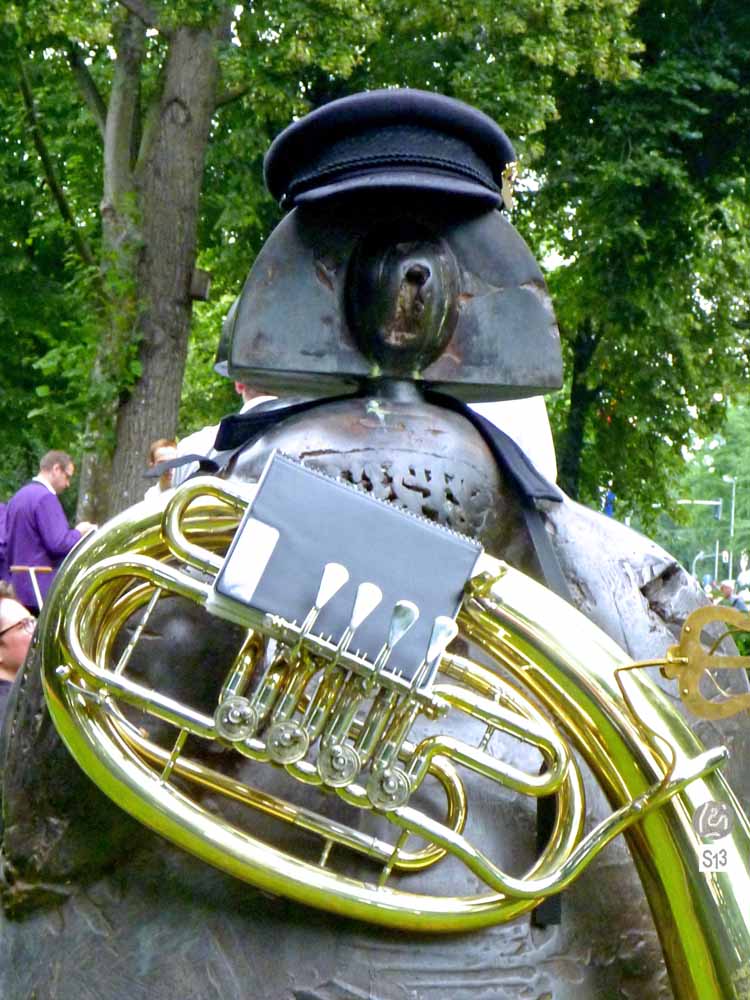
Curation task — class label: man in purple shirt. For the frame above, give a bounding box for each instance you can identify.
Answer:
[0,502,7,583]
[6,451,97,613]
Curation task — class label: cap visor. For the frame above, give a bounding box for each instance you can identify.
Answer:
[293,170,500,208]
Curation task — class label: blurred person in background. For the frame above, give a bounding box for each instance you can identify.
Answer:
[5,450,96,614]
[172,381,277,487]
[718,579,748,612]
[0,583,35,727]
[144,438,178,500]
[717,578,750,655]
[0,500,7,583]
[736,551,750,602]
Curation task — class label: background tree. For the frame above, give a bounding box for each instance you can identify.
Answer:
[526,0,750,522]
[4,0,390,522]
[642,398,750,578]
[1,0,641,521]
[0,21,99,508]
[4,0,748,537]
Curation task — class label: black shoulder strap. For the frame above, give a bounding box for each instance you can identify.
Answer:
[176,389,572,603]
[213,392,363,452]
[145,453,221,479]
[425,391,573,603]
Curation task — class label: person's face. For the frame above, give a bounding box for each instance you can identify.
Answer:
[50,462,74,494]
[0,600,36,675]
[721,583,732,599]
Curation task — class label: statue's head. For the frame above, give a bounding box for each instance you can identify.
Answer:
[222,88,561,402]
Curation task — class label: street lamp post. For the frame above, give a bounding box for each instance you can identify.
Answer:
[722,475,737,579]
[676,499,722,581]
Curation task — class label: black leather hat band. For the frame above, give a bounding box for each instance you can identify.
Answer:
[286,152,500,202]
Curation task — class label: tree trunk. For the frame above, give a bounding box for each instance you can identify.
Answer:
[76,12,145,524]
[108,27,220,515]
[557,321,600,500]
[78,23,220,522]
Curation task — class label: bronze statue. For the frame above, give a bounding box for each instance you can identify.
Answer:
[2,89,750,1000]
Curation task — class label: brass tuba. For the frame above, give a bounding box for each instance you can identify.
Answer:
[40,477,750,1000]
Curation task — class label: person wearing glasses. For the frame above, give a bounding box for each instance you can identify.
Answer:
[0,584,35,727]
[5,451,97,614]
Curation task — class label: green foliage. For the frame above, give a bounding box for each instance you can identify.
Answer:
[185,0,644,434]
[521,0,750,520]
[638,399,750,578]
[1,0,747,534]
[341,0,639,160]
[178,0,645,436]
[179,293,239,434]
[0,17,101,498]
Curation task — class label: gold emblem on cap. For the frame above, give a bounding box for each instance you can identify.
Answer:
[501,161,518,212]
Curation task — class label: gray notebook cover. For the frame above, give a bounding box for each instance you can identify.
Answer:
[212,452,482,681]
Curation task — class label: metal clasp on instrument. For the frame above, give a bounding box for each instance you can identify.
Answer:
[663,604,750,720]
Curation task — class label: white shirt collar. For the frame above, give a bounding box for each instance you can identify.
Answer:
[240,395,277,414]
[33,475,56,495]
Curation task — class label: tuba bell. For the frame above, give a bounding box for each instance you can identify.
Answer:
[40,469,750,1000]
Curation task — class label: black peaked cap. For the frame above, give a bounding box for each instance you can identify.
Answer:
[264,89,515,210]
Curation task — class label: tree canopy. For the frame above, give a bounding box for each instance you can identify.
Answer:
[0,0,748,534]
[642,397,750,579]
[527,0,750,520]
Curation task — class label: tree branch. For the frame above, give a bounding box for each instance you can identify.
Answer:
[116,0,164,32]
[104,13,146,206]
[214,84,249,108]
[17,58,98,271]
[214,4,235,43]
[66,41,107,139]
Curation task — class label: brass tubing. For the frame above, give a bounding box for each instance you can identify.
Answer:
[61,666,216,739]
[220,632,264,702]
[267,654,320,724]
[319,676,367,747]
[40,482,750,982]
[43,504,577,929]
[96,585,151,670]
[422,683,570,793]
[112,711,422,865]
[371,699,421,775]
[460,559,750,995]
[248,654,290,725]
[50,500,584,928]
[354,689,400,764]
[119,706,465,872]
[408,735,560,796]
[163,477,249,575]
[113,586,164,676]
[388,745,725,898]
[63,555,215,738]
[300,670,346,741]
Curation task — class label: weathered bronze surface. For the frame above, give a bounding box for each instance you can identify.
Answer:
[227,385,534,570]
[227,205,562,400]
[345,223,460,372]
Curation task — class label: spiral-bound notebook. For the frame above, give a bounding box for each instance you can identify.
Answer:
[208,452,482,681]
